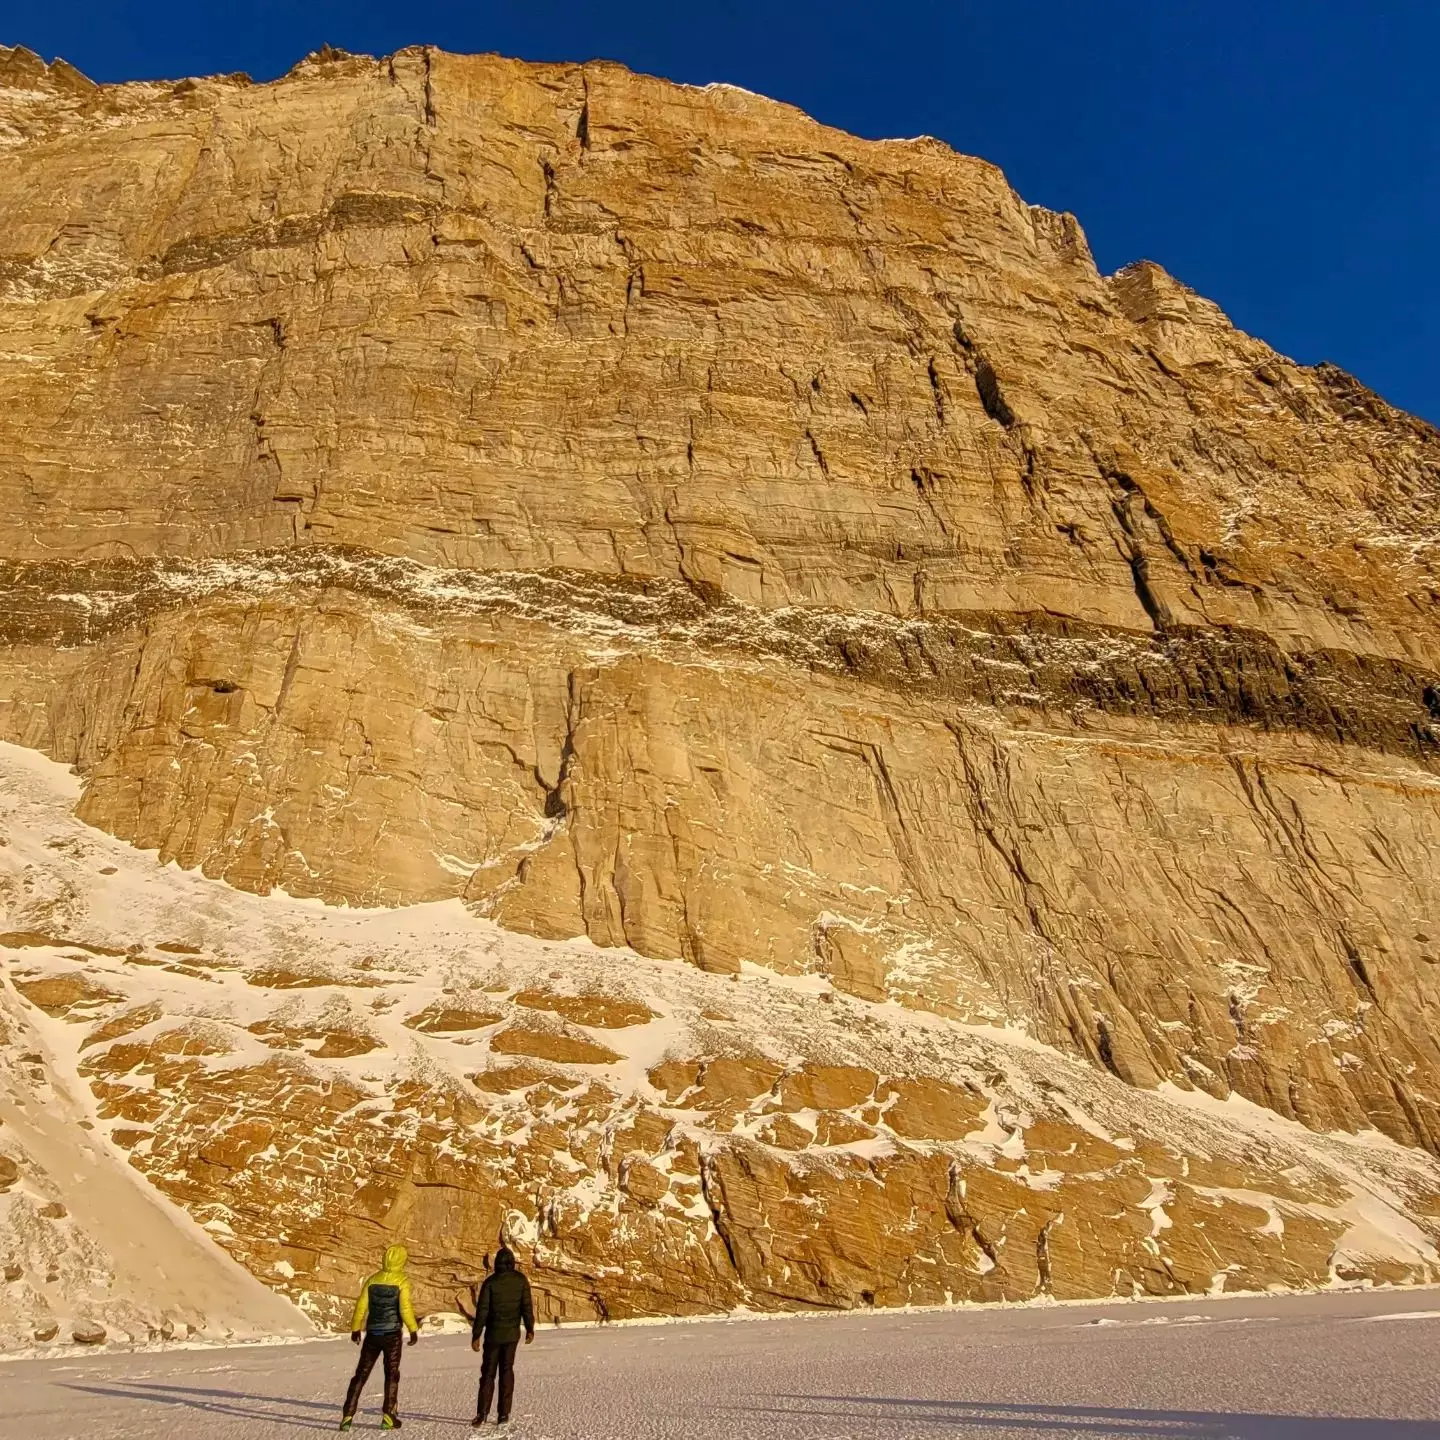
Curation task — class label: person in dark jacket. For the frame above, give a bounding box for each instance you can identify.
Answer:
[469,1247,535,1427]
[339,1244,419,1431]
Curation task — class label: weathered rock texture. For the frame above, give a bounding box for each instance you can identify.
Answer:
[0,751,318,1349]
[2,741,1438,1335]
[1,42,1440,1328]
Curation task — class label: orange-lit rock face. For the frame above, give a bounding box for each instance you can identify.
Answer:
[3,741,1439,1336]
[41,925,1440,1323]
[1,43,1440,1335]
[2,46,1437,663]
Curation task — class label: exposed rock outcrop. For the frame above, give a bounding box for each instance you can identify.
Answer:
[1,45,1439,1331]
[2,742,1436,1333]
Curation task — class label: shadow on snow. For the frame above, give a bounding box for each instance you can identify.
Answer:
[743,1394,1440,1437]
[62,1378,470,1430]
[61,1380,1440,1436]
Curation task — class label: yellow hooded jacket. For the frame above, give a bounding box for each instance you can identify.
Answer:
[349,1244,419,1337]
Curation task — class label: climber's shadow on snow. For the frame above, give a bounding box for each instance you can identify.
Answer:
[759,1394,1440,1436]
[62,1378,466,1429]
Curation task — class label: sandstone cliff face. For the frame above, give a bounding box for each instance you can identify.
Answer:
[3,742,1437,1334]
[1,42,1439,1331]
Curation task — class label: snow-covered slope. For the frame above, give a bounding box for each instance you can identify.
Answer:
[0,741,315,1349]
[2,739,1438,1346]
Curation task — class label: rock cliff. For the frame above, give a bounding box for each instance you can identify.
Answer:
[1,43,1439,1336]
[3,740,1437,1335]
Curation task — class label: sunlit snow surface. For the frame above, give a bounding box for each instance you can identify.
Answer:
[5,1288,1440,1438]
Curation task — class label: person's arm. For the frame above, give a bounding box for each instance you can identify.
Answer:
[470,1277,492,1350]
[522,1276,535,1343]
[349,1278,371,1341]
[400,1276,419,1344]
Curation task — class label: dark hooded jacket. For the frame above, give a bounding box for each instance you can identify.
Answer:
[471,1248,535,1346]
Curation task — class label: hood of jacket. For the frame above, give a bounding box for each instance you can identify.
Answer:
[382,1244,408,1274]
[494,1247,515,1272]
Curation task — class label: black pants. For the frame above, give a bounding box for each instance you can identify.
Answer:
[344,1331,403,1418]
[477,1339,519,1422]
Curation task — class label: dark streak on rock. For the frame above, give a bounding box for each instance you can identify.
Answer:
[2,547,1439,767]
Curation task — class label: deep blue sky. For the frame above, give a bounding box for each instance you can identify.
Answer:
[6,0,1436,422]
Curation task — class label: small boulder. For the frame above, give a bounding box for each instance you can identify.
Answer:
[404,1003,502,1034]
[490,1025,621,1066]
[71,1321,107,1346]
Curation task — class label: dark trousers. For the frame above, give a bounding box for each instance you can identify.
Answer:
[477,1339,519,1422]
[344,1331,403,1418]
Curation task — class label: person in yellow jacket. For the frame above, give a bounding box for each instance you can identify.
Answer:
[339,1244,419,1431]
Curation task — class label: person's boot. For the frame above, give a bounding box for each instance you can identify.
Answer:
[338,1419,353,1432]
[381,1415,402,1430]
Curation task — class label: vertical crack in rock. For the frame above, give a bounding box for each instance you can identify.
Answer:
[698,1155,741,1277]
[945,1162,1001,1275]
[1107,473,1170,631]
[946,721,1050,940]
[816,734,934,903]
[272,628,303,717]
[540,671,579,823]
[1094,1019,1121,1080]
[942,304,1037,500]
[974,359,1015,430]
[1035,1216,1057,1295]
[541,156,558,219]
[943,307,1014,427]
[577,71,591,151]
[421,45,437,127]
[806,429,830,480]
[910,468,951,537]
[927,356,947,426]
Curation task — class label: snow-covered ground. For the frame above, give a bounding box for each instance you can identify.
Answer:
[4,1288,1440,1438]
